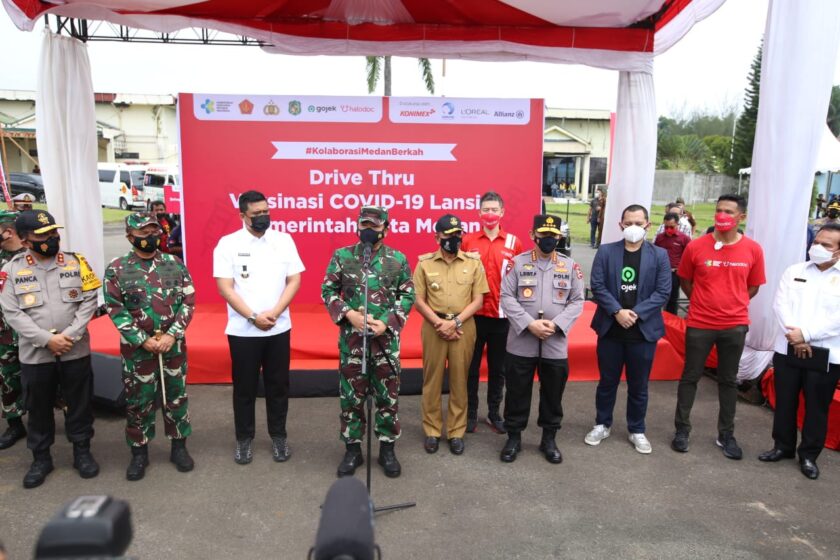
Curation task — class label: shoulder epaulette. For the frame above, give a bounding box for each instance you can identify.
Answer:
[418,252,435,261]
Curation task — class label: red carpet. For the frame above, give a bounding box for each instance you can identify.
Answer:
[89,301,685,384]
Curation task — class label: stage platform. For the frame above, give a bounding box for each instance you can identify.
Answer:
[89,301,685,396]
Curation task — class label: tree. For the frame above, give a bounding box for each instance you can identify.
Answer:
[730,43,762,176]
[366,56,435,96]
[828,85,840,137]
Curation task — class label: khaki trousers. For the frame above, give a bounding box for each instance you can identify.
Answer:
[420,319,476,439]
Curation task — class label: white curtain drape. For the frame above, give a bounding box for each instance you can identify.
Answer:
[36,30,105,280]
[601,70,657,243]
[743,0,840,366]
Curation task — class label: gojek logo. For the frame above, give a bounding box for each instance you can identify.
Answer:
[201,99,215,114]
[621,266,636,283]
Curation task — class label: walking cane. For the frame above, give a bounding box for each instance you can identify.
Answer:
[49,329,68,413]
[154,330,168,406]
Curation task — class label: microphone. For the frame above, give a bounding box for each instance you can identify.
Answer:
[311,478,376,560]
[362,242,373,266]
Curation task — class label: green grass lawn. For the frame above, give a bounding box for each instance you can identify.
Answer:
[545,200,718,244]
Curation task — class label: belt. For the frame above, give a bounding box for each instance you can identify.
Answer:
[435,312,460,320]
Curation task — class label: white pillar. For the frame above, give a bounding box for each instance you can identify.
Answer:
[744,0,840,358]
[601,70,657,243]
[573,156,582,196]
[581,154,591,200]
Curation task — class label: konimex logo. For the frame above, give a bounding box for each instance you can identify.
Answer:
[400,108,436,117]
[200,99,215,114]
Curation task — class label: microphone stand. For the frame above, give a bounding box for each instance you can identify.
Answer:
[360,242,416,515]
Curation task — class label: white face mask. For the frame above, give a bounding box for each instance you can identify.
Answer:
[809,244,837,265]
[622,225,646,244]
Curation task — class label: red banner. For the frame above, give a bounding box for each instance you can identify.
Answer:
[178,94,544,304]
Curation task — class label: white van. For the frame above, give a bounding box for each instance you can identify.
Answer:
[143,165,179,207]
[98,163,147,210]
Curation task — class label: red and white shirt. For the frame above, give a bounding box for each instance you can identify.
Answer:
[462,227,522,318]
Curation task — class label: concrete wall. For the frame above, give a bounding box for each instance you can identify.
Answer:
[653,170,740,204]
[94,103,178,164]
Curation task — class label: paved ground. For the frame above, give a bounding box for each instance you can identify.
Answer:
[1,380,838,559]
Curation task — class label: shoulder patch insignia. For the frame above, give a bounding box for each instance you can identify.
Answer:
[16,269,33,276]
[0,271,6,292]
[573,262,583,280]
[76,253,102,292]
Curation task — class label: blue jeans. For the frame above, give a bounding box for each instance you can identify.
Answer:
[589,220,598,246]
[595,337,657,433]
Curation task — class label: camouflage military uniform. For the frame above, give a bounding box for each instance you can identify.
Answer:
[0,247,25,421]
[104,249,195,447]
[322,242,415,443]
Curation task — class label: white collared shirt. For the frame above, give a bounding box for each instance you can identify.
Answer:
[213,226,305,337]
[773,259,840,364]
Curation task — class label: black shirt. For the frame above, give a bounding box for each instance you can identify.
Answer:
[607,248,644,341]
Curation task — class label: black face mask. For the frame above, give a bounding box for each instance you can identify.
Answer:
[358,228,382,246]
[249,214,271,233]
[440,236,462,254]
[31,236,60,257]
[536,236,559,254]
[132,234,160,252]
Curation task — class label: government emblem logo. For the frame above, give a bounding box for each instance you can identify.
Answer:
[288,100,302,116]
[264,101,280,116]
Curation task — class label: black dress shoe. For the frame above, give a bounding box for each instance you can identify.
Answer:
[500,435,521,463]
[800,458,819,480]
[423,436,439,454]
[539,430,563,464]
[758,448,795,462]
[485,417,506,435]
[23,457,54,489]
[0,419,26,450]
[337,443,364,477]
[72,441,100,479]
[466,417,478,434]
[449,437,465,455]
[378,441,401,478]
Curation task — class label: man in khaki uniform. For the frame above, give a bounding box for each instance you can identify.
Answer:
[413,214,488,455]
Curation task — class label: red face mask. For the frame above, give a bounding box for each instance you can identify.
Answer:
[480,213,501,229]
[714,212,738,232]
[664,226,677,236]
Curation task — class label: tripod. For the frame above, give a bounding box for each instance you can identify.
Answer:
[359,243,416,515]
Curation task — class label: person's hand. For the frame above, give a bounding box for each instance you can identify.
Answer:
[254,312,276,331]
[785,326,806,345]
[157,333,176,354]
[615,309,638,329]
[47,334,74,356]
[793,343,813,359]
[367,317,387,337]
[436,319,458,338]
[528,320,555,340]
[142,337,160,353]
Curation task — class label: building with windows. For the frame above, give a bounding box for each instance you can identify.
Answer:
[543,108,612,200]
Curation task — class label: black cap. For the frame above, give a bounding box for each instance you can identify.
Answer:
[15,210,63,236]
[533,214,562,235]
[435,214,463,235]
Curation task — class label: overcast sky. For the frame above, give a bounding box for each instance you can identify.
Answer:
[0,0,838,116]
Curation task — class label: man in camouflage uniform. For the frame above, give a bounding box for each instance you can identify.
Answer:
[0,210,26,449]
[103,213,196,481]
[321,206,415,478]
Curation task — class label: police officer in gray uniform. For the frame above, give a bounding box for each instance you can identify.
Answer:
[499,214,585,464]
[0,210,101,488]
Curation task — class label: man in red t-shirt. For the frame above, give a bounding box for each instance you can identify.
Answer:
[654,212,692,314]
[672,194,766,460]
[150,201,174,255]
[461,192,523,434]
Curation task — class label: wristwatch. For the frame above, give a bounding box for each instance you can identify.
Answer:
[453,316,463,330]
[247,313,257,325]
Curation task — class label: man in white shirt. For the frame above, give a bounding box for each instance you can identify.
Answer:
[759,223,840,480]
[655,203,693,238]
[213,191,304,465]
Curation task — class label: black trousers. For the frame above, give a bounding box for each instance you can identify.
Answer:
[771,353,840,462]
[467,315,508,420]
[675,326,747,435]
[228,331,290,441]
[503,353,569,433]
[665,271,681,315]
[21,356,95,456]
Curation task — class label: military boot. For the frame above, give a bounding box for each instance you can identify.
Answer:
[23,452,54,489]
[126,445,149,481]
[378,441,401,478]
[0,417,26,450]
[73,440,100,478]
[337,443,364,477]
[170,438,195,472]
[500,432,521,463]
[539,429,563,464]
